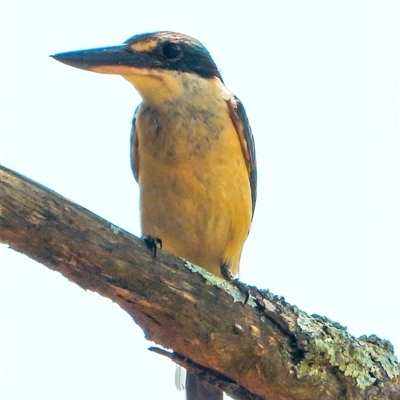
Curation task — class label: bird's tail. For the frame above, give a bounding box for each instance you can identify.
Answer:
[185,371,223,400]
[175,365,186,391]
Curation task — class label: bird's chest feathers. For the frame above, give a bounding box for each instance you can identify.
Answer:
[135,80,232,163]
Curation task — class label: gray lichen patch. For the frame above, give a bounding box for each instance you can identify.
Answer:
[183,260,256,306]
[110,223,123,235]
[294,313,399,389]
[183,259,399,391]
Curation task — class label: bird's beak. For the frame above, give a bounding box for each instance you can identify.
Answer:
[52,43,183,103]
[51,45,150,76]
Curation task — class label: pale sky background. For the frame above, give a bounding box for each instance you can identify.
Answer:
[1,1,398,399]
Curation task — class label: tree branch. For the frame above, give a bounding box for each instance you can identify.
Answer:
[1,164,399,400]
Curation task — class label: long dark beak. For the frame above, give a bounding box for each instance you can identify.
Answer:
[51,45,153,75]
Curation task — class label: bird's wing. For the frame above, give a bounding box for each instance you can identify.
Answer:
[226,96,257,218]
[130,107,140,182]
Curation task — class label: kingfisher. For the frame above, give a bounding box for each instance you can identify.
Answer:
[52,31,257,400]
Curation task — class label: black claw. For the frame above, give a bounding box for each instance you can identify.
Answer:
[234,279,251,305]
[220,263,250,305]
[143,235,162,257]
[220,263,234,281]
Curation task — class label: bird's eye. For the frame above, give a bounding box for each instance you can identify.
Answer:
[162,42,182,60]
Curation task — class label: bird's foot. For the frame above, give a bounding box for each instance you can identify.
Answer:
[142,235,162,257]
[220,263,250,305]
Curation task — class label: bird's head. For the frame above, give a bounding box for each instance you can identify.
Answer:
[52,31,223,104]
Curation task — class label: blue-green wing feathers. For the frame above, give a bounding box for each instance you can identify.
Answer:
[226,96,257,218]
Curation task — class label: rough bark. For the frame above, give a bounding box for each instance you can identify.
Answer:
[1,164,399,400]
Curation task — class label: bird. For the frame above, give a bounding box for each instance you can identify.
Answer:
[52,31,257,400]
